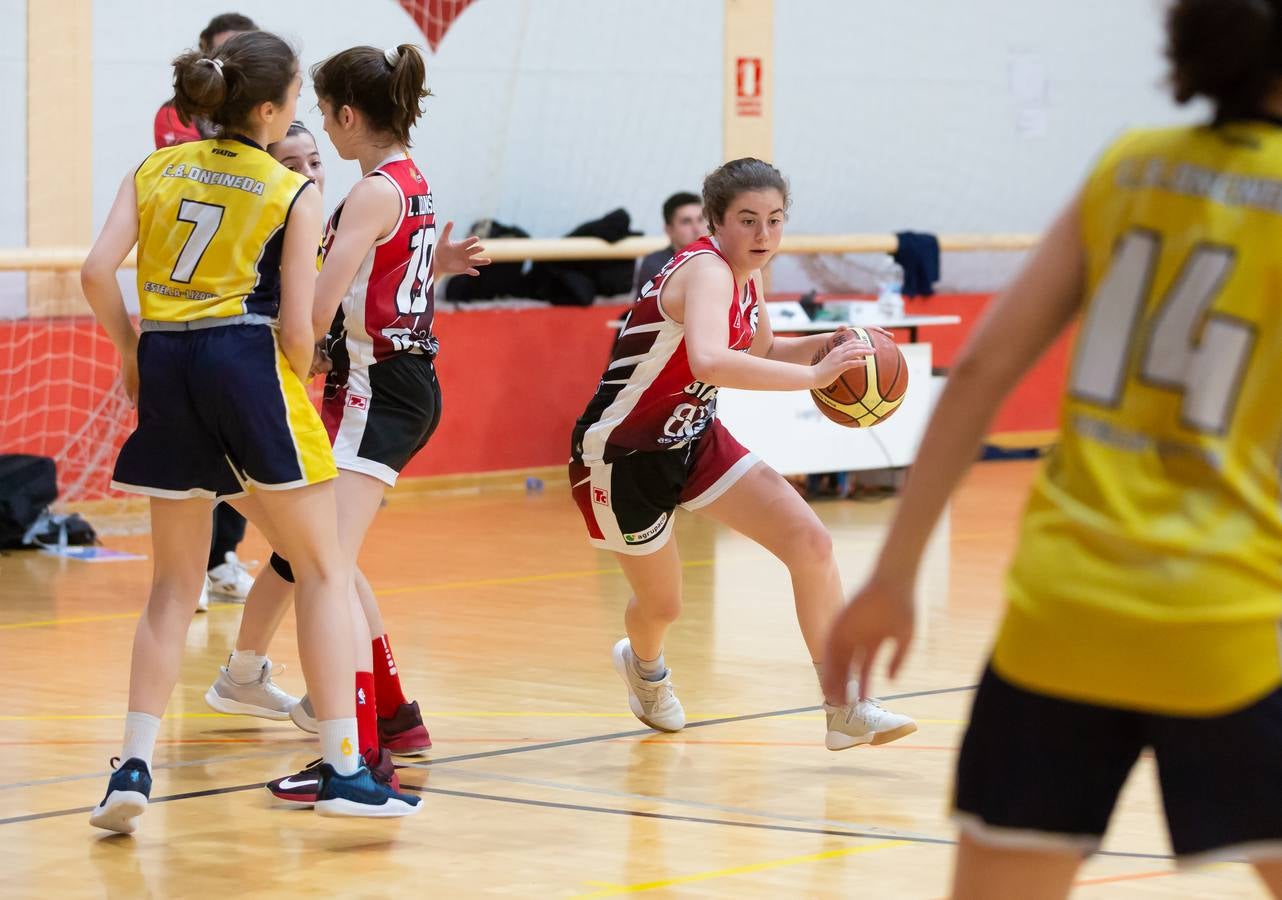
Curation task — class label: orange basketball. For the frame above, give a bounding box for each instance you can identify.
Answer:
[810,327,908,427]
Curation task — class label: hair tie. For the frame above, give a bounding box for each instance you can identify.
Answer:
[384,46,400,67]
[201,57,224,76]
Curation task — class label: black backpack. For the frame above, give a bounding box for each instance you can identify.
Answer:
[0,455,96,549]
[0,455,57,548]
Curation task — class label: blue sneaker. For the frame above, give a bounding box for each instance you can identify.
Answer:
[89,757,152,834]
[313,763,421,818]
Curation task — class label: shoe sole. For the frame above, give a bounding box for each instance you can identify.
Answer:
[383,743,432,757]
[89,791,148,834]
[314,797,421,818]
[611,641,684,733]
[290,704,319,734]
[825,721,918,751]
[203,686,293,721]
[206,589,247,603]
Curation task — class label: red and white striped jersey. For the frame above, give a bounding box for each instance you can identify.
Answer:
[322,153,438,369]
[573,236,759,463]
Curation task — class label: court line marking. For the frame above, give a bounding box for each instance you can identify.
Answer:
[0,559,716,631]
[568,839,913,897]
[0,686,971,823]
[427,765,950,844]
[0,681,1226,864]
[0,746,311,793]
[403,785,1179,864]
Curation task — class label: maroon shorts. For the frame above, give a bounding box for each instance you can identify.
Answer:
[569,419,758,555]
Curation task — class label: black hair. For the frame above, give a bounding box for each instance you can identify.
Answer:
[198,12,257,55]
[662,191,702,225]
[1167,0,1282,122]
[702,158,790,233]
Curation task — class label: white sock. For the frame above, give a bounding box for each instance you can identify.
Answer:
[122,711,161,770]
[319,718,360,776]
[633,650,666,682]
[227,650,267,684]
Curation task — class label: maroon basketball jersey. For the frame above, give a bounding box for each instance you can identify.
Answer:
[574,236,759,463]
[322,154,438,368]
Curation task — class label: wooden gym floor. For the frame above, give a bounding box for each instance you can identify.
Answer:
[0,460,1269,898]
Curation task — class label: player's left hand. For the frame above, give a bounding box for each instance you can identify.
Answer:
[822,577,916,704]
[833,324,895,340]
[434,221,491,277]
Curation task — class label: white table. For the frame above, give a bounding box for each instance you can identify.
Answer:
[726,301,959,475]
[607,300,961,475]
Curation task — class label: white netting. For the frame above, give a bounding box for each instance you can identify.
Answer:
[0,305,135,507]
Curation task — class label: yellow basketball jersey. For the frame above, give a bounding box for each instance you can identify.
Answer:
[996,122,1282,716]
[134,137,309,322]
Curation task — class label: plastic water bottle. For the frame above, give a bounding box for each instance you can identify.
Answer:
[525,476,544,494]
[876,256,905,319]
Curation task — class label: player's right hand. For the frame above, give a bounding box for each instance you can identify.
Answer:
[810,337,873,389]
[308,343,333,378]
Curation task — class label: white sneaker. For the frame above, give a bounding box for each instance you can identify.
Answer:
[611,638,685,732]
[196,577,211,613]
[290,693,319,734]
[824,698,917,751]
[207,552,256,601]
[204,658,298,720]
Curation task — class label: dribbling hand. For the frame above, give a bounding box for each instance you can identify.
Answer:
[822,578,916,704]
[810,335,873,390]
[434,221,492,277]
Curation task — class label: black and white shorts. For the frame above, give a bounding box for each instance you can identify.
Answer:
[321,353,441,487]
[569,419,759,555]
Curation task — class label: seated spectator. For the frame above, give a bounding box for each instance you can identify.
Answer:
[153,12,258,148]
[632,191,706,295]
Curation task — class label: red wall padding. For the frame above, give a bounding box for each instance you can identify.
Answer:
[0,295,1070,493]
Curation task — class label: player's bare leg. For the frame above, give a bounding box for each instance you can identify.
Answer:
[698,461,916,748]
[612,541,686,731]
[202,495,300,719]
[950,833,1081,900]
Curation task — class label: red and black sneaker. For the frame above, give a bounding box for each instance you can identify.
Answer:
[267,758,323,805]
[378,700,432,756]
[267,750,400,806]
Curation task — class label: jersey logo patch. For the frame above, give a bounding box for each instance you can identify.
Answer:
[592,487,609,506]
[623,513,668,545]
[346,393,370,411]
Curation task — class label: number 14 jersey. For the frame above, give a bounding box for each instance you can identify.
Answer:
[322,153,438,368]
[1000,121,1282,715]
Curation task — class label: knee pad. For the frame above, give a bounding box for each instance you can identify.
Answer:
[268,552,295,584]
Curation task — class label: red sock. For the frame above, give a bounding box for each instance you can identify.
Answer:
[355,671,378,756]
[372,634,409,719]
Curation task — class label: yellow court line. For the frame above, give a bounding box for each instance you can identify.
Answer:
[0,604,240,632]
[0,560,717,630]
[573,840,912,897]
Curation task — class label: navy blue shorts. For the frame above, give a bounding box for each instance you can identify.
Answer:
[112,324,336,499]
[954,664,1282,861]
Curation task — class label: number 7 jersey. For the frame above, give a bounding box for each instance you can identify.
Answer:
[322,153,438,367]
[999,121,1282,715]
[134,136,309,322]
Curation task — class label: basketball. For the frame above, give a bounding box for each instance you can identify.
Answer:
[810,327,908,427]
